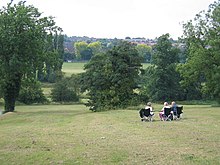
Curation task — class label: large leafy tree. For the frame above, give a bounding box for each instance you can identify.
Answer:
[179,0,220,103]
[80,41,142,111]
[74,41,91,60]
[108,42,142,106]
[141,34,183,101]
[0,1,61,112]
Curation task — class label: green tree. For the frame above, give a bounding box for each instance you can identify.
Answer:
[88,41,102,55]
[108,42,143,107]
[64,51,75,62]
[179,0,220,103]
[141,34,183,101]
[68,74,81,96]
[74,41,89,60]
[80,41,142,111]
[51,78,79,102]
[80,53,112,110]
[37,32,64,83]
[0,1,61,112]
[136,44,152,62]
[18,79,48,104]
[74,41,102,61]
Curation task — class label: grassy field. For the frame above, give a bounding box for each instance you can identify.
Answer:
[62,62,151,77]
[62,62,86,77]
[0,104,220,165]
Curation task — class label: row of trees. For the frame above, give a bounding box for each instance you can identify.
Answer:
[72,40,153,62]
[79,12,220,111]
[1,0,220,113]
[74,41,102,60]
[70,34,190,111]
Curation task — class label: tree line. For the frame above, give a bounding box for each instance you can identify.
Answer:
[0,0,220,113]
[64,37,157,63]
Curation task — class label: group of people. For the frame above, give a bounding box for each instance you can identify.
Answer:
[140,101,181,121]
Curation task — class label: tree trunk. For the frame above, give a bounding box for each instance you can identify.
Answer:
[3,74,22,113]
[4,93,16,113]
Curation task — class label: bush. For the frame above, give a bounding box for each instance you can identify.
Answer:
[18,79,48,104]
[48,70,64,83]
[51,78,79,102]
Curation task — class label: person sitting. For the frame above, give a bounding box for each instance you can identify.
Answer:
[171,101,184,119]
[145,102,154,116]
[139,102,154,122]
[171,101,177,119]
[159,102,171,121]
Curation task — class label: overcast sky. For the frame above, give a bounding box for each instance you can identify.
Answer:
[0,0,216,39]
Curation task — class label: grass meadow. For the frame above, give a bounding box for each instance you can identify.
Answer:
[62,62,151,77]
[62,62,86,77]
[0,104,220,165]
[0,62,220,164]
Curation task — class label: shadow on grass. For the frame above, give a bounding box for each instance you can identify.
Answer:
[133,117,188,123]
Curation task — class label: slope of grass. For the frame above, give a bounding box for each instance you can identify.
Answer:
[0,104,220,165]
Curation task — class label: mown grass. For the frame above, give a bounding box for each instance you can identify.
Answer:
[62,62,86,77]
[0,104,220,165]
[62,62,151,77]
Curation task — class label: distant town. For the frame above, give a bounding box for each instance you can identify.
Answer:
[63,35,160,53]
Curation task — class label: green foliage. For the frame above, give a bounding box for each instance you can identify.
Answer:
[180,0,220,103]
[37,33,64,83]
[64,52,75,61]
[88,41,102,55]
[69,74,81,95]
[0,1,61,112]
[51,78,79,102]
[18,79,48,105]
[136,44,152,62]
[74,41,103,60]
[80,41,142,111]
[80,53,112,110]
[74,41,88,59]
[108,42,143,106]
[140,34,183,101]
[74,41,92,60]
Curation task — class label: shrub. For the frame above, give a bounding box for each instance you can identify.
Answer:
[51,78,79,102]
[18,79,48,104]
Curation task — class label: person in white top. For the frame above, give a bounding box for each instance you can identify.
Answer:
[145,102,154,116]
[159,102,170,120]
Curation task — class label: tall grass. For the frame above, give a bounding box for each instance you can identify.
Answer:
[0,104,220,165]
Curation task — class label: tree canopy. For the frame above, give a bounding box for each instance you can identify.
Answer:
[80,41,142,111]
[140,34,183,101]
[74,41,103,61]
[179,0,220,103]
[0,1,62,112]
